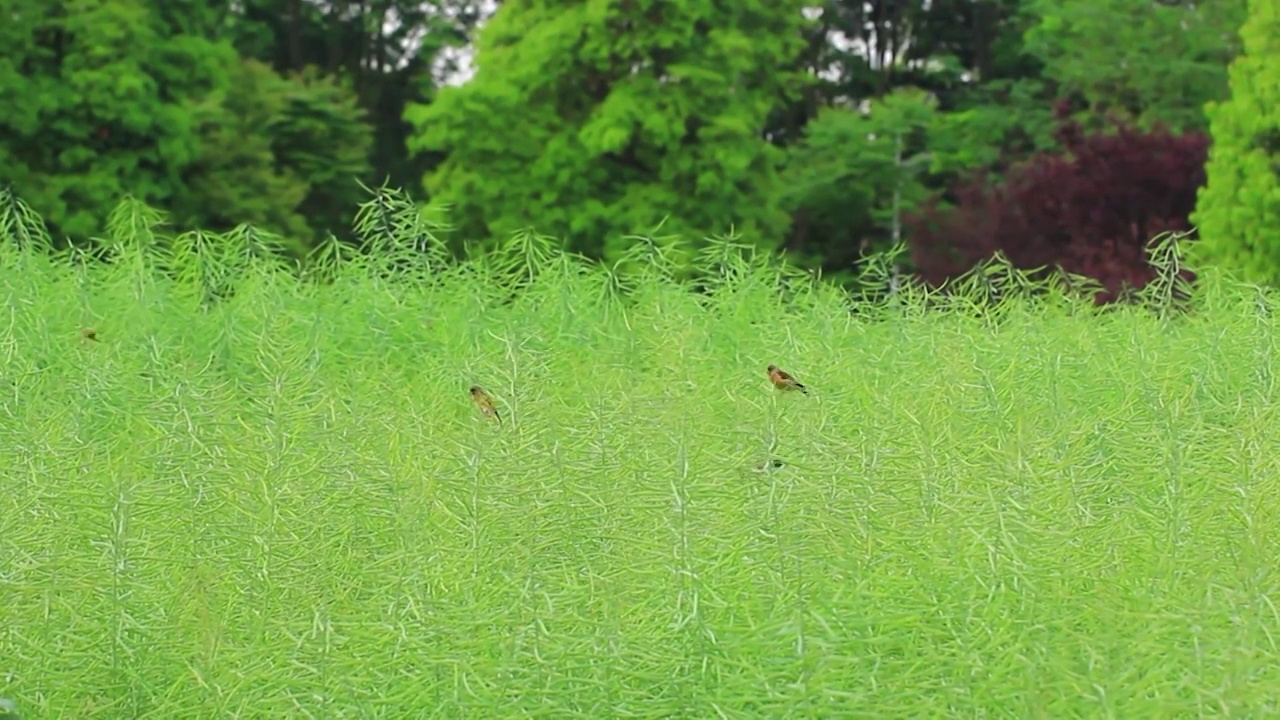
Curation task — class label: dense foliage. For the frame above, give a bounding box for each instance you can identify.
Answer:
[906,110,1208,302]
[1189,0,1280,285]
[405,0,809,261]
[0,1,372,246]
[1021,0,1244,133]
[3,0,1276,287]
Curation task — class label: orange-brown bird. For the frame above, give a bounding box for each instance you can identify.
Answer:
[767,364,808,395]
[80,327,99,343]
[469,385,502,424]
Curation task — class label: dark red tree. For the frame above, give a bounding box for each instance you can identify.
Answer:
[905,106,1208,303]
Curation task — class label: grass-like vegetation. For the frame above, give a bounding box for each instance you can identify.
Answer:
[3,191,1280,716]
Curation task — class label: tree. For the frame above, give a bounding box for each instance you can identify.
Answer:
[779,88,938,273]
[1189,0,1280,285]
[176,59,312,247]
[905,110,1208,303]
[173,59,372,252]
[1022,0,1245,132]
[762,0,1047,159]
[227,0,489,194]
[0,0,232,241]
[0,0,374,248]
[405,0,811,261]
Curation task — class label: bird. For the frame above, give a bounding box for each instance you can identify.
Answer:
[469,385,502,424]
[767,364,808,395]
[80,327,99,343]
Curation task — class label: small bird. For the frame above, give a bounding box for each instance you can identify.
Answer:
[469,385,502,424]
[80,327,99,343]
[767,364,808,395]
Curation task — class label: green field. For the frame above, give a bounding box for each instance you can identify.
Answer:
[3,207,1280,716]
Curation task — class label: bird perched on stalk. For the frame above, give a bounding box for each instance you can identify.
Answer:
[767,364,808,395]
[469,385,502,424]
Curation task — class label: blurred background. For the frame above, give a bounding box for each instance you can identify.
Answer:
[2,0,1274,297]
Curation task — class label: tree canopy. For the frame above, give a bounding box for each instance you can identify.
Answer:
[0,0,1272,291]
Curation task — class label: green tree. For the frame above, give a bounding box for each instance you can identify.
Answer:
[0,0,231,240]
[779,88,938,273]
[229,0,488,193]
[405,0,810,260]
[177,59,311,247]
[0,0,374,247]
[1189,0,1280,284]
[1022,0,1245,132]
[262,65,373,243]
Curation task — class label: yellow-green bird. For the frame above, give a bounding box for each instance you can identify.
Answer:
[469,385,502,424]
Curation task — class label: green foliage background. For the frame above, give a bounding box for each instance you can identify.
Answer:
[405,0,809,261]
[1023,0,1244,131]
[1190,0,1280,284]
[6,0,1277,281]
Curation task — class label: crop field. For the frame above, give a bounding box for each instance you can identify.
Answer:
[3,201,1280,716]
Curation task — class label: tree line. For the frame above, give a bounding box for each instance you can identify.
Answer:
[2,0,1277,296]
